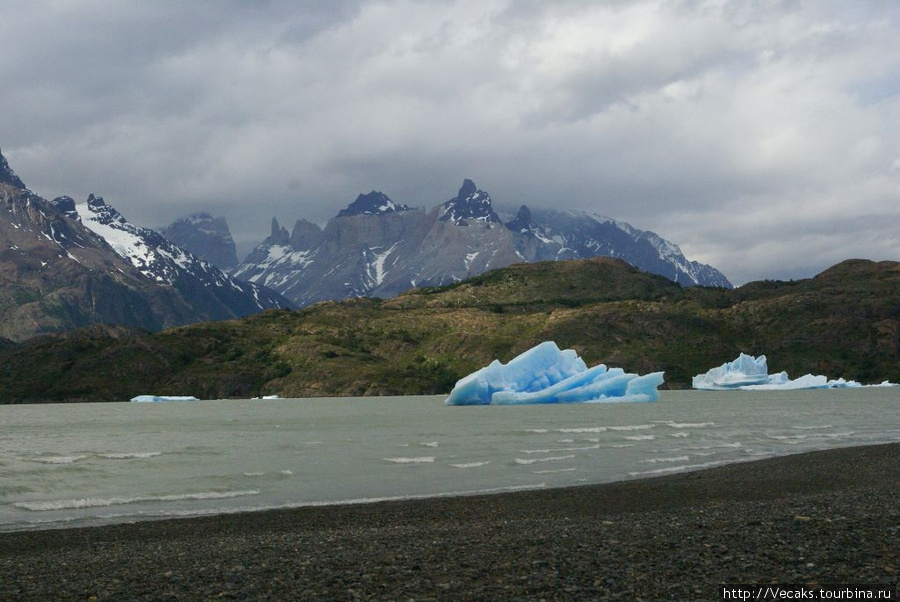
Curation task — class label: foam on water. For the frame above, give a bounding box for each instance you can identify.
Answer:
[628,458,745,477]
[555,427,607,433]
[514,454,576,465]
[383,456,436,464]
[640,456,691,464]
[99,452,162,459]
[450,461,491,468]
[519,444,600,454]
[28,455,88,464]
[14,490,260,511]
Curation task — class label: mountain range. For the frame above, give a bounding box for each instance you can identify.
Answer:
[226,179,731,307]
[0,150,289,341]
[2,148,731,342]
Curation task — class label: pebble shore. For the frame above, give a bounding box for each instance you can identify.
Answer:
[2,443,898,601]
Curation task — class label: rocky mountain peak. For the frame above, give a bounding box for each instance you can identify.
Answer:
[84,194,126,226]
[457,179,477,199]
[50,196,78,219]
[160,212,238,270]
[440,179,501,225]
[337,191,410,218]
[268,217,290,245]
[0,149,27,189]
[289,218,324,249]
[506,205,534,233]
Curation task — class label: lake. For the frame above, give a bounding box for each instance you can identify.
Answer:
[1,388,898,532]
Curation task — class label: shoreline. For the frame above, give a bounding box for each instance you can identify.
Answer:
[3,442,899,600]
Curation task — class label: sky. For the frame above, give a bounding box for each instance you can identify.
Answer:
[1,0,898,286]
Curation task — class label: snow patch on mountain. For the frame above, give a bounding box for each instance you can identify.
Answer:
[75,195,290,312]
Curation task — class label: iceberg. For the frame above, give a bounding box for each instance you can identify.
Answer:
[692,354,882,391]
[130,395,199,402]
[445,341,664,405]
[691,353,770,390]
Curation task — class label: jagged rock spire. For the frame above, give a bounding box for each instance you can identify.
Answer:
[268,217,290,245]
[440,179,500,225]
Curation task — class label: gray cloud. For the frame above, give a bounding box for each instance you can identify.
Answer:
[2,0,898,284]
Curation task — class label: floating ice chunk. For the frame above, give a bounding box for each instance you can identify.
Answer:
[693,354,883,390]
[824,378,863,388]
[130,395,198,402]
[691,353,770,390]
[445,341,663,405]
[742,374,829,391]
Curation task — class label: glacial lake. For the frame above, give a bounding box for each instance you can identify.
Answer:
[1,388,898,532]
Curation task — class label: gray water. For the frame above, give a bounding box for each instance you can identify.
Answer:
[1,388,898,532]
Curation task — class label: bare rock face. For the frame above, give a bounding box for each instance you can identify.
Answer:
[233,179,733,307]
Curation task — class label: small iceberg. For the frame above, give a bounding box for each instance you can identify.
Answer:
[691,353,771,389]
[130,395,199,403]
[445,341,664,405]
[691,354,890,390]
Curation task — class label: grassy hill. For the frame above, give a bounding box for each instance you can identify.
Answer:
[1,257,898,402]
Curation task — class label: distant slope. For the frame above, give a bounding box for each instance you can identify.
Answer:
[1,257,897,403]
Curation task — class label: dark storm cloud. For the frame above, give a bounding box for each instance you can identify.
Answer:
[1,0,898,284]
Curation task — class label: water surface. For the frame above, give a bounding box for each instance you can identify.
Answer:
[1,388,898,532]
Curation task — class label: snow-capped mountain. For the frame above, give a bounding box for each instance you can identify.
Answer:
[439,179,501,225]
[160,212,238,270]
[232,179,732,307]
[0,148,292,341]
[74,195,290,316]
[509,208,733,288]
[337,191,410,218]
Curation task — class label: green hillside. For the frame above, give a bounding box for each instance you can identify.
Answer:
[1,257,898,403]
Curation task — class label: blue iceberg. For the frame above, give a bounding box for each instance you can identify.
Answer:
[445,341,664,405]
[691,353,771,390]
[691,353,887,390]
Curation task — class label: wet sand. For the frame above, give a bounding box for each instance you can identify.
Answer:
[2,443,898,600]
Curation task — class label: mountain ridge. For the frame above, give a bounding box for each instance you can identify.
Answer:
[229,179,731,307]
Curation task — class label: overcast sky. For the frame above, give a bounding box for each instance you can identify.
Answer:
[2,0,898,285]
